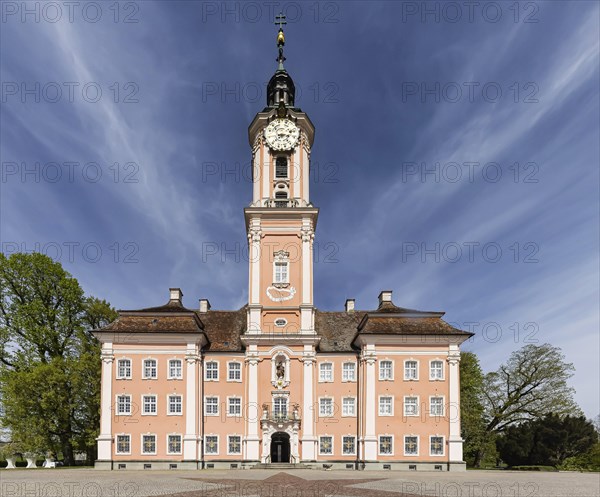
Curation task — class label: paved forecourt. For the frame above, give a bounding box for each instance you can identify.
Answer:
[0,468,599,497]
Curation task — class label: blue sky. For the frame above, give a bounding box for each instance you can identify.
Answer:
[1,1,598,416]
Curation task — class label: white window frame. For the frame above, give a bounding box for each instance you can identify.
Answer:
[342,435,356,455]
[115,434,131,455]
[379,359,394,380]
[204,396,219,416]
[429,359,445,380]
[141,394,157,416]
[318,435,334,456]
[227,435,242,455]
[167,394,183,416]
[404,359,419,381]
[115,394,132,415]
[404,435,419,457]
[429,435,445,456]
[319,362,333,382]
[227,396,242,417]
[342,362,356,382]
[272,396,288,418]
[167,434,182,455]
[273,260,289,284]
[205,361,219,381]
[319,397,334,418]
[404,395,420,417]
[116,358,132,379]
[378,435,394,456]
[429,396,445,417]
[204,434,219,455]
[342,397,356,417]
[142,358,158,379]
[227,361,242,382]
[168,358,183,380]
[141,434,157,455]
[378,395,394,416]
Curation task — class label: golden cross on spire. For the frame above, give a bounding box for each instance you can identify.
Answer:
[275,12,287,31]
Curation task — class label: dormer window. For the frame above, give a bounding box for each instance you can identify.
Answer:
[275,157,288,178]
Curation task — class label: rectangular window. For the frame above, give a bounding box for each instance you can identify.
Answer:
[404,360,418,380]
[274,261,289,283]
[379,360,393,380]
[275,157,288,178]
[117,395,131,415]
[319,363,333,382]
[228,397,242,416]
[319,398,333,417]
[379,396,393,416]
[142,434,156,454]
[168,435,182,454]
[379,436,393,455]
[430,436,444,456]
[404,436,418,456]
[117,359,131,379]
[142,395,157,415]
[143,359,157,379]
[430,360,444,379]
[342,362,356,381]
[116,435,130,454]
[168,395,182,415]
[205,397,219,415]
[228,435,242,454]
[273,397,288,418]
[205,436,218,454]
[319,436,333,455]
[228,362,241,381]
[404,396,419,416]
[430,397,444,417]
[169,359,182,379]
[342,436,356,455]
[205,361,218,380]
[342,397,355,416]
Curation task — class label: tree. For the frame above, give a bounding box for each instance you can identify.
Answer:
[459,351,488,466]
[0,253,116,465]
[474,344,580,466]
[497,414,597,467]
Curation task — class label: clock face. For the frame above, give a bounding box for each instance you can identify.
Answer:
[264,119,300,151]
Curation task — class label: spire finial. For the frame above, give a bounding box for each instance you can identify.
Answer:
[274,12,287,70]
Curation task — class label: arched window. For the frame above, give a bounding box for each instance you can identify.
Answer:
[275,157,288,178]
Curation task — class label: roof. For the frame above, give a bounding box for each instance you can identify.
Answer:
[95,297,472,350]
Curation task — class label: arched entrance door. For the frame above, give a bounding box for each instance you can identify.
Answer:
[270,432,290,463]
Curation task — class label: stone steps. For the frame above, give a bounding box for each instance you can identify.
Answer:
[252,463,311,469]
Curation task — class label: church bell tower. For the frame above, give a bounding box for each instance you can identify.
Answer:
[245,14,318,337]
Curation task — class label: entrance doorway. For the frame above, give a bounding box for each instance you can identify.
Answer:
[270,432,290,463]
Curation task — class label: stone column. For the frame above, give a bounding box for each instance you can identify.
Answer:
[300,351,316,460]
[96,345,114,466]
[245,349,261,461]
[300,222,314,333]
[447,346,465,470]
[363,348,377,461]
[247,224,262,334]
[183,349,199,461]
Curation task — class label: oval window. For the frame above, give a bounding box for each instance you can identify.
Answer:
[274,318,287,327]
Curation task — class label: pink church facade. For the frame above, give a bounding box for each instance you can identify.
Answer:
[94,20,472,471]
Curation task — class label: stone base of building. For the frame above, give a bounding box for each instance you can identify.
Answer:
[95,459,465,471]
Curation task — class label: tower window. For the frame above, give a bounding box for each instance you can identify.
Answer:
[275,157,288,178]
[274,191,288,207]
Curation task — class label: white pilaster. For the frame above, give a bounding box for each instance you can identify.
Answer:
[363,347,377,461]
[448,346,464,464]
[245,348,261,460]
[183,346,199,460]
[301,349,316,460]
[97,344,114,461]
[248,220,262,334]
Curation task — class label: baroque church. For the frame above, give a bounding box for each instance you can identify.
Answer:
[94,18,473,471]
